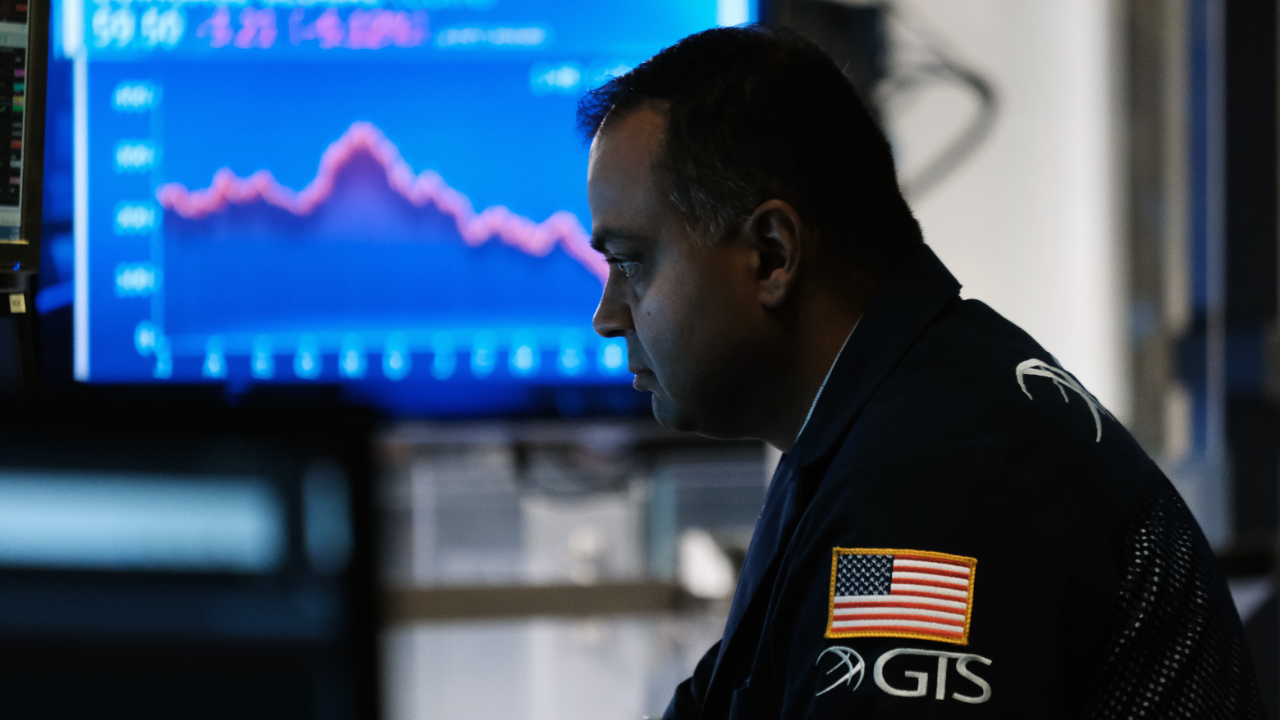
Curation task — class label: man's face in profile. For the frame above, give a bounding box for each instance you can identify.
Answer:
[587,105,768,436]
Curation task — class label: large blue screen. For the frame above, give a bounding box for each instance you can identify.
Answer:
[41,0,753,415]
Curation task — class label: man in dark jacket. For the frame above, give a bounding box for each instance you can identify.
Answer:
[581,25,1261,719]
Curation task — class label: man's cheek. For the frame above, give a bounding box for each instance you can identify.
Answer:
[631,305,667,367]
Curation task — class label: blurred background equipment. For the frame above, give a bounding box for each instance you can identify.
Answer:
[377,421,765,720]
[777,0,998,200]
[0,408,380,720]
[1121,0,1280,713]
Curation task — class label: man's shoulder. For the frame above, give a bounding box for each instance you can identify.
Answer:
[854,297,1134,458]
[810,296,1155,534]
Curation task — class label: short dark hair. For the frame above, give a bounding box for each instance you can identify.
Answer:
[577,25,922,279]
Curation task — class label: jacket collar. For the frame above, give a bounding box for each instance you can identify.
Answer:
[790,244,961,468]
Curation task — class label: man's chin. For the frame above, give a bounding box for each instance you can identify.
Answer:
[649,393,697,433]
[651,392,728,436]
[649,392,758,440]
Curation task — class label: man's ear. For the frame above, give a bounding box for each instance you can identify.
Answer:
[745,199,805,308]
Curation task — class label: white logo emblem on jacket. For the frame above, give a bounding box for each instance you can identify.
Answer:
[815,646,865,695]
[1016,358,1110,442]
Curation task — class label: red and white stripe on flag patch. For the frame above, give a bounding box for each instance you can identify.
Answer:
[825,548,977,645]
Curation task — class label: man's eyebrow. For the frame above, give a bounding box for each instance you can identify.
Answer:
[590,229,631,254]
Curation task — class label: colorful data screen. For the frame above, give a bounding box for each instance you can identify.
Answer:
[46,0,754,415]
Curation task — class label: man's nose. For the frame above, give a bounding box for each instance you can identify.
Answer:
[592,273,634,338]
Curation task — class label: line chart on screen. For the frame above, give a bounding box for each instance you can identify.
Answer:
[155,121,608,283]
[95,119,625,390]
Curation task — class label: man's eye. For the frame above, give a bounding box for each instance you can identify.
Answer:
[618,261,641,278]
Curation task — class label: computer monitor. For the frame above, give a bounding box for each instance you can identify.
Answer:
[35,0,758,416]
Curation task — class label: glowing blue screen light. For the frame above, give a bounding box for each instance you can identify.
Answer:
[599,338,627,374]
[0,471,286,572]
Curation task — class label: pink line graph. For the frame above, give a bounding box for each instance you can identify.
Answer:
[155,121,607,283]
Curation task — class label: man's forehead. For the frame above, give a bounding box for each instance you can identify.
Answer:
[587,104,667,182]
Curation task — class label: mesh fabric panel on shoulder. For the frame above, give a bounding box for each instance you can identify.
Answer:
[1084,478,1263,718]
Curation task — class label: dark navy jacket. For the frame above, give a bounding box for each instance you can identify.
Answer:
[665,246,1260,719]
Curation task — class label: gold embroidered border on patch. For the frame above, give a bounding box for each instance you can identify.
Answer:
[824,547,977,645]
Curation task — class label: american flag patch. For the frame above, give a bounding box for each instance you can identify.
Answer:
[826,548,977,645]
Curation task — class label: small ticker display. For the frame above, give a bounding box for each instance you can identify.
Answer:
[0,47,23,209]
